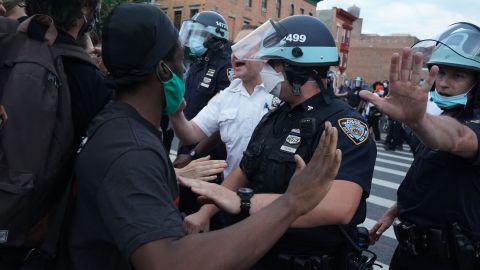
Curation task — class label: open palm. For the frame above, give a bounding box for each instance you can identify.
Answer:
[360,47,438,128]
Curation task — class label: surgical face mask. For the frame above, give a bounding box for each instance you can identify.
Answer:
[260,63,284,98]
[156,64,186,115]
[430,88,471,109]
[378,90,385,96]
[188,37,207,57]
[383,82,388,88]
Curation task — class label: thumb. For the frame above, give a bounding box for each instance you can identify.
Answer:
[294,154,306,171]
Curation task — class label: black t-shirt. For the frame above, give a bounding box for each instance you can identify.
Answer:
[240,94,376,250]
[67,102,185,270]
[28,20,112,145]
[397,109,480,240]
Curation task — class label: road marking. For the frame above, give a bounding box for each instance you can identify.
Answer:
[374,166,407,177]
[367,195,396,208]
[377,152,414,162]
[375,158,411,168]
[372,178,400,190]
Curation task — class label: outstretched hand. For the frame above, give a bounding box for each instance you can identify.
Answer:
[359,47,438,128]
[285,121,341,216]
[175,156,227,181]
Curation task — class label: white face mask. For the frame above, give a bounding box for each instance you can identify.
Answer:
[260,63,284,98]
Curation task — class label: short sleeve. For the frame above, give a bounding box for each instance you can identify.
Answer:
[465,121,480,166]
[97,149,185,259]
[192,92,224,136]
[332,116,376,195]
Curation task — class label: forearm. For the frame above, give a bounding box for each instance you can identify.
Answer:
[192,132,221,158]
[132,196,299,270]
[170,112,206,145]
[250,180,362,227]
[199,167,250,217]
[411,114,478,158]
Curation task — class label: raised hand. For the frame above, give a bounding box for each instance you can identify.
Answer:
[175,156,227,181]
[284,121,341,216]
[359,47,438,128]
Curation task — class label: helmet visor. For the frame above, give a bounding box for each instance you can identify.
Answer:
[179,20,211,48]
[411,22,480,68]
[232,20,287,60]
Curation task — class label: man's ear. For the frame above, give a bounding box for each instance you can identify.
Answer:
[156,61,172,82]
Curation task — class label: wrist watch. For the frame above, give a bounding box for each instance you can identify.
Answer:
[189,149,197,159]
[237,187,254,219]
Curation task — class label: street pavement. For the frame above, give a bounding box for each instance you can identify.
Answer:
[362,140,413,270]
[169,136,413,270]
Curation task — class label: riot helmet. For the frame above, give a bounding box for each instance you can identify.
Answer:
[353,76,363,88]
[179,11,229,57]
[232,15,339,97]
[411,22,480,112]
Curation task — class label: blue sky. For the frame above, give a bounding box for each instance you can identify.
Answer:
[317,0,480,40]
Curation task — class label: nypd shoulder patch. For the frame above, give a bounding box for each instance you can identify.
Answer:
[338,118,369,145]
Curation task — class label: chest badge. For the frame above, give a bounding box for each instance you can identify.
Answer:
[338,118,369,145]
[280,128,301,154]
[227,68,235,82]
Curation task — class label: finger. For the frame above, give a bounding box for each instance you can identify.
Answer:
[178,176,201,188]
[359,90,384,110]
[410,52,424,84]
[389,53,401,82]
[195,155,211,162]
[198,175,218,182]
[400,47,413,81]
[294,154,306,171]
[425,65,439,91]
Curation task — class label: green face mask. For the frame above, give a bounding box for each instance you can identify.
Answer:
[156,63,185,115]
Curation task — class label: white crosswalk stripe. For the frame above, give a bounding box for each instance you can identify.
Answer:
[374,165,407,176]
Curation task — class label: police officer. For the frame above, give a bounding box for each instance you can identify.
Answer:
[176,11,232,213]
[186,15,377,269]
[347,76,363,110]
[365,22,480,270]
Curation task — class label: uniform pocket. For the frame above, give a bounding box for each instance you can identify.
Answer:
[218,108,238,143]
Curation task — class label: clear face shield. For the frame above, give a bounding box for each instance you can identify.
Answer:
[179,20,212,49]
[411,22,480,69]
[231,19,287,61]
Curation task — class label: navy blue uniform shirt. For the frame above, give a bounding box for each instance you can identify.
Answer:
[183,49,232,120]
[397,108,480,240]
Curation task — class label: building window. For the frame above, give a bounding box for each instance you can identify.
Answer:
[261,0,267,13]
[190,8,199,18]
[174,10,182,30]
[300,8,304,15]
[309,12,313,16]
[335,24,341,42]
[276,0,282,18]
[345,30,350,45]
[244,20,251,25]
[289,3,294,15]
[161,8,168,14]
[245,0,252,7]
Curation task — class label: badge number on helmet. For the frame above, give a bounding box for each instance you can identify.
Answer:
[284,34,306,43]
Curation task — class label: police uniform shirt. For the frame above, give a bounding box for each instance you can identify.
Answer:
[240,93,376,228]
[183,50,232,120]
[68,102,185,270]
[397,109,480,240]
[192,78,273,176]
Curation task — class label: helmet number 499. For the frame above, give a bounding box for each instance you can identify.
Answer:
[285,34,307,43]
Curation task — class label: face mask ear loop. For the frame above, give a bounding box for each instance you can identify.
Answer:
[155,63,172,82]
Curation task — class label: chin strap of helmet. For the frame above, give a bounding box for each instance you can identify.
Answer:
[284,64,310,96]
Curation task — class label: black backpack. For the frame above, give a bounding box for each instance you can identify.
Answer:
[0,15,95,252]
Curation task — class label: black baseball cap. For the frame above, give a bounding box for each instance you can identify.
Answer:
[103,3,178,89]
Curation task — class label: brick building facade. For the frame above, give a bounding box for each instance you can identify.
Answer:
[155,0,319,40]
